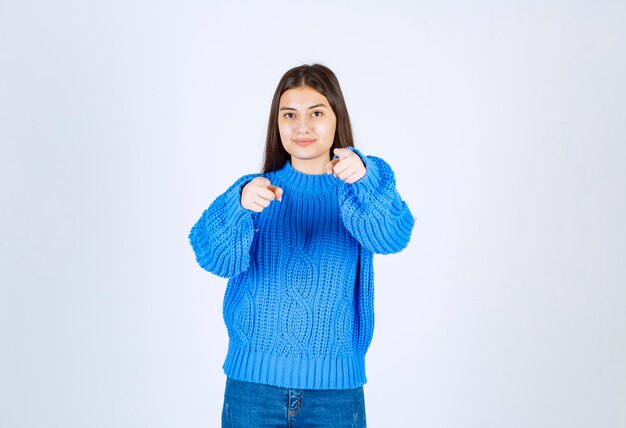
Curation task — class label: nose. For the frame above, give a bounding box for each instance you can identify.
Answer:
[297,116,311,134]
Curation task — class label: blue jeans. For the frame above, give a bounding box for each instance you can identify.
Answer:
[221,377,367,427]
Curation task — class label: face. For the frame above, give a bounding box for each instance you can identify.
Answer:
[278,85,337,174]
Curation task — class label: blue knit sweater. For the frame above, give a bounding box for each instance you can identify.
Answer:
[189,147,415,390]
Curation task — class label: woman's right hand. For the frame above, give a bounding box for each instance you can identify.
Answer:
[240,177,283,212]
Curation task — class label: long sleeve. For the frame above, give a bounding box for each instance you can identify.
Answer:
[338,147,415,254]
[188,173,263,278]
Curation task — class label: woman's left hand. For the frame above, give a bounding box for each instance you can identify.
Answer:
[326,148,366,184]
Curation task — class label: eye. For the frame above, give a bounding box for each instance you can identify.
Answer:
[282,112,295,119]
[312,111,323,117]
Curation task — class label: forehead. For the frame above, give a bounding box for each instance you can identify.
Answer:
[279,86,329,107]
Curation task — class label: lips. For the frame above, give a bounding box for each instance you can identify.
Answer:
[294,139,316,146]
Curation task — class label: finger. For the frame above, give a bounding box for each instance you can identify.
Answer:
[266,185,282,202]
[256,187,276,201]
[252,176,271,187]
[338,168,357,181]
[267,185,283,202]
[326,159,340,174]
[253,197,271,208]
[333,147,353,159]
[332,158,352,176]
[345,174,359,184]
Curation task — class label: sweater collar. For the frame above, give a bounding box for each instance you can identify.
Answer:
[272,160,341,195]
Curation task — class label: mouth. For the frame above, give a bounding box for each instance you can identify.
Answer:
[294,139,316,146]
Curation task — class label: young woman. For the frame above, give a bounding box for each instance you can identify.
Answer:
[189,64,415,427]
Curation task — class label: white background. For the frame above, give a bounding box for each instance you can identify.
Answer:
[1,1,625,427]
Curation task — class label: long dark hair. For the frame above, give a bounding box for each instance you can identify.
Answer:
[262,64,355,173]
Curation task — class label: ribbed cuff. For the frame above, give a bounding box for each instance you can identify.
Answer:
[222,342,367,390]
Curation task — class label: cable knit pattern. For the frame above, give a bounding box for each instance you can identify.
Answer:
[188,148,415,389]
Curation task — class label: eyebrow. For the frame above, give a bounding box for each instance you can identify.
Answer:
[279,103,328,111]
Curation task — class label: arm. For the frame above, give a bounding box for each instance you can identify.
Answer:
[338,147,415,254]
[188,173,262,278]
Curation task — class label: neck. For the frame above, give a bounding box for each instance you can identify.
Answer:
[290,156,331,175]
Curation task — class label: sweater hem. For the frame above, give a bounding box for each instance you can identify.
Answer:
[222,342,367,390]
